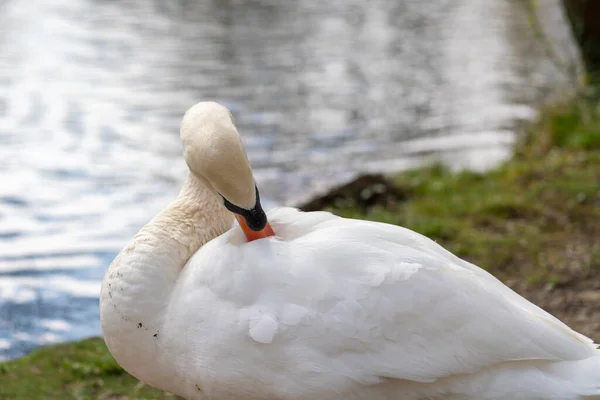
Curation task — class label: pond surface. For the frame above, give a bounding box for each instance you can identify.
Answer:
[0,0,580,359]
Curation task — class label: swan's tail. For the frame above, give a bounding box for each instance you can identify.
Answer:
[434,354,600,399]
[499,355,600,399]
[549,355,600,399]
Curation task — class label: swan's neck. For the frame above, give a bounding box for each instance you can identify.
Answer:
[100,173,233,385]
[104,173,234,311]
[135,173,234,265]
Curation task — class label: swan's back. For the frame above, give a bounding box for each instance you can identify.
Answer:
[155,207,600,399]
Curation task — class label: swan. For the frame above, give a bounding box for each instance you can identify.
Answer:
[100,101,600,400]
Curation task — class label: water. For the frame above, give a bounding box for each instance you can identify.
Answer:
[0,0,580,360]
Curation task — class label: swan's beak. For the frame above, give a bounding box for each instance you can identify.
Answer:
[222,186,275,242]
[235,214,275,242]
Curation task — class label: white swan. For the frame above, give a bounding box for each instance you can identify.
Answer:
[100,101,600,400]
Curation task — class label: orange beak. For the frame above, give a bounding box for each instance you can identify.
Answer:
[235,214,275,242]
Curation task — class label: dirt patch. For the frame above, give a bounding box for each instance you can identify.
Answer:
[297,174,408,212]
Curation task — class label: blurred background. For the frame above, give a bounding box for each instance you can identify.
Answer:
[0,0,586,360]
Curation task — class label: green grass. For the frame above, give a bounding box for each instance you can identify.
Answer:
[0,338,174,399]
[1,96,600,399]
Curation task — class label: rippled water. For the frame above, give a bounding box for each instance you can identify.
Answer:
[0,0,580,359]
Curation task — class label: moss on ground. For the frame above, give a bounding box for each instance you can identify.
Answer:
[0,337,175,399]
[1,96,599,399]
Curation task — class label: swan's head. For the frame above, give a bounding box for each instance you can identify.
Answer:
[180,101,274,241]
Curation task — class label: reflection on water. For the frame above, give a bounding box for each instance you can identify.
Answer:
[0,0,580,359]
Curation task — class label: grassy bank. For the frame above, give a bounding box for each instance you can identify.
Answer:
[0,338,174,399]
[1,96,599,399]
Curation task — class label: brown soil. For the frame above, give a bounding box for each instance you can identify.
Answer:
[298,174,407,212]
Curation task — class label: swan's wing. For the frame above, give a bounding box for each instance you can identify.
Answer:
[217,208,597,385]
